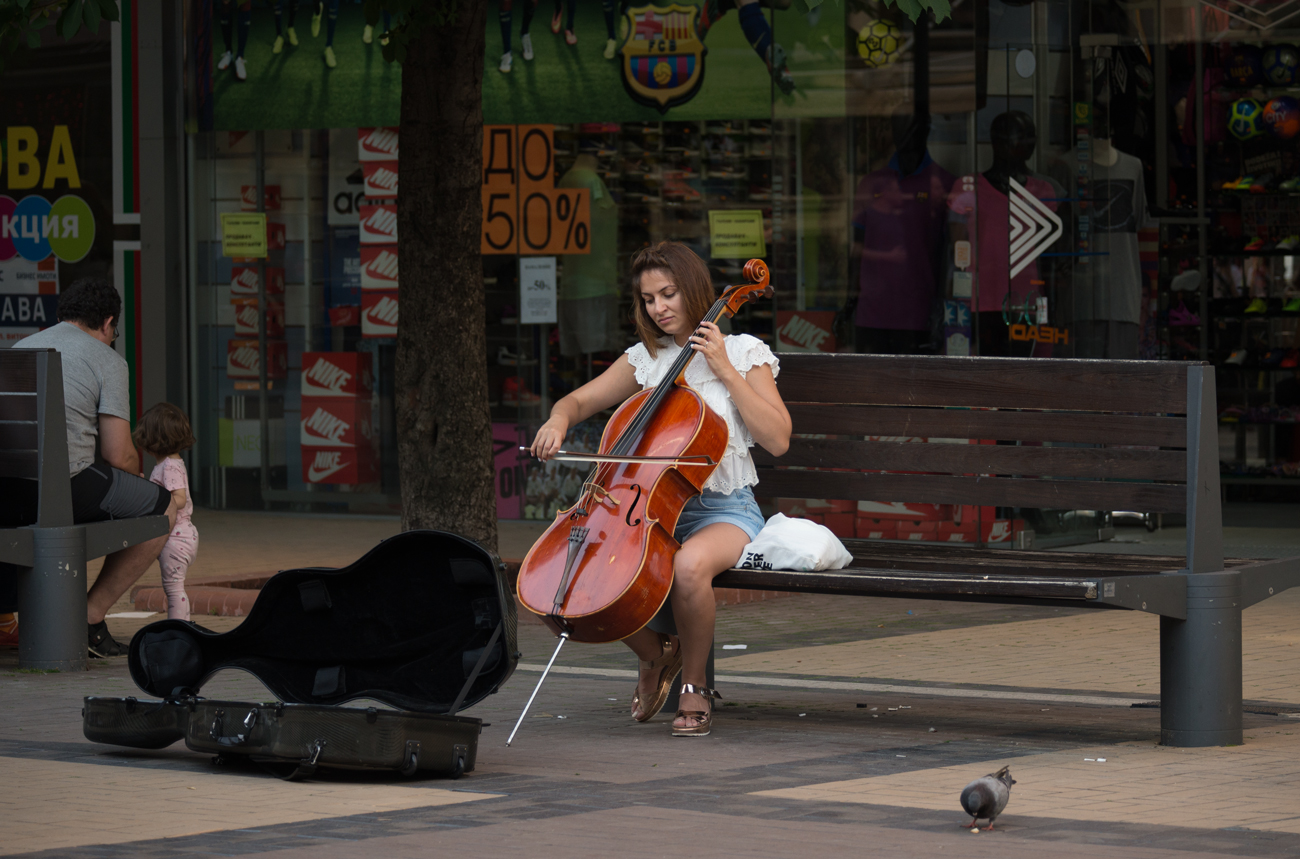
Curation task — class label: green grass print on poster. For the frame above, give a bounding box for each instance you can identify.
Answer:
[210,1,845,130]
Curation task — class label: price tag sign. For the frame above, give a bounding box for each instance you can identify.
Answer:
[520,256,557,324]
[482,125,590,256]
[708,210,766,258]
[220,213,268,259]
[953,239,971,270]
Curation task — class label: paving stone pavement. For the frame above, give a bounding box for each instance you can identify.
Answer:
[3,517,1300,858]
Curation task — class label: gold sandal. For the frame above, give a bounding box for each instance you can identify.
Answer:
[671,683,721,737]
[630,633,683,722]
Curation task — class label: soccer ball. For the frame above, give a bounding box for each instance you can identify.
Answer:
[856,18,901,69]
[1263,96,1300,139]
[1262,44,1299,86]
[1229,98,1265,140]
[1225,44,1264,86]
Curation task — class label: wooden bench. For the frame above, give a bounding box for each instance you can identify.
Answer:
[0,350,169,670]
[712,353,1300,748]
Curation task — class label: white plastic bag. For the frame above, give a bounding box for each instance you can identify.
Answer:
[736,513,853,572]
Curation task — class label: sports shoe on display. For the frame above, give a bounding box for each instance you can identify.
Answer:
[565,29,577,46]
[363,24,373,44]
[235,56,247,81]
[551,8,562,33]
[1276,235,1299,250]
[1232,175,1256,191]
[1244,297,1269,313]
[1219,405,1244,421]
[217,50,233,70]
[323,46,336,68]
[287,26,298,46]
[1222,176,1243,190]
[1248,173,1276,193]
[1283,296,1300,312]
[497,346,537,366]
[502,376,541,407]
[1280,176,1300,191]
[1168,303,1201,326]
[499,51,512,72]
[522,33,534,60]
[272,35,284,53]
[1225,349,1247,365]
[1170,269,1202,292]
[1244,236,1266,251]
[312,3,322,36]
[604,38,617,59]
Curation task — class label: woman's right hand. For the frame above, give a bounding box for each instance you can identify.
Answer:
[530,417,569,462]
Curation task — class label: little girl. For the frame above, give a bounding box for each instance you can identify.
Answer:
[132,403,198,621]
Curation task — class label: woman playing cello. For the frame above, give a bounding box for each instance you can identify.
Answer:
[529,242,791,737]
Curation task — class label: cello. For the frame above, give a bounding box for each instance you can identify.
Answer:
[507,259,773,744]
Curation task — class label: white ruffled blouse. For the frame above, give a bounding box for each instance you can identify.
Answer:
[624,333,780,494]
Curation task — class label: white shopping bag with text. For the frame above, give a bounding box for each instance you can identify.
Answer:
[736,513,853,572]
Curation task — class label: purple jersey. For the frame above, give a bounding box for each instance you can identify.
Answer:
[853,153,956,331]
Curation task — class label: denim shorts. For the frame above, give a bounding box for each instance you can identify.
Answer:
[674,485,766,544]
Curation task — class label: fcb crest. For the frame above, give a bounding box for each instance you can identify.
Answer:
[619,4,708,113]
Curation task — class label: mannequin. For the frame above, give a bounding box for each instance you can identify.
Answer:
[850,109,955,354]
[1073,105,1150,360]
[557,147,621,372]
[951,111,1059,356]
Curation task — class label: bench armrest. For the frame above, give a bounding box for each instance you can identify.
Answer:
[1093,572,1188,619]
[0,528,34,566]
[84,516,170,560]
[1236,557,1300,608]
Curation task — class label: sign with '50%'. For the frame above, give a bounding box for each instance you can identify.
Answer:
[481,125,590,256]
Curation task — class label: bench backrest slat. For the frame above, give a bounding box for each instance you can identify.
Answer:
[0,350,73,528]
[778,354,1189,414]
[757,354,1210,530]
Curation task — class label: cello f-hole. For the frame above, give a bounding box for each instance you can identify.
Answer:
[624,484,643,527]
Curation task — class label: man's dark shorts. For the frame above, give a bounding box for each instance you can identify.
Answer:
[69,460,170,523]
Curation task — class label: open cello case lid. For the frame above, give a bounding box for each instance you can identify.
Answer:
[83,530,518,780]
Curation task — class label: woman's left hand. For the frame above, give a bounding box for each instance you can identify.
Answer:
[688,321,734,380]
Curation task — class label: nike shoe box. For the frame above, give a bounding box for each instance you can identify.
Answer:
[360,246,399,291]
[362,291,399,338]
[301,352,374,399]
[230,265,285,296]
[227,338,287,380]
[84,530,516,781]
[233,297,286,338]
[300,399,375,449]
[301,445,378,485]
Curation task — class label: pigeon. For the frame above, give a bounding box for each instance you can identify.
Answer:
[960,766,1015,831]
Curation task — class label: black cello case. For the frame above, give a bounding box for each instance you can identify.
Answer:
[83,530,517,780]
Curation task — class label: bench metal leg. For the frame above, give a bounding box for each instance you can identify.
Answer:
[17,526,88,672]
[1159,572,1242,747]
[649,600,715,714]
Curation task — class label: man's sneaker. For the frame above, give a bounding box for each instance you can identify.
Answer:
[604,38,617,59]
[1225,349,1247,365]
[312,3,322,36]
[1170,269,1202,292]
[1244,297,1268,313]
[235,56,247,81]
[323,46,337,68]
[287,26,299,46]
[1244,236,1266,251]
[551,8,562,33]
[1276,235,1299,250]
[522,33,534,60]
[1284,296,1300,313]
[363,24,373,44]
[217,50,233,70]
[88,621,127,658]
[272,35,285,54]
[1234,175,1256,191]
[499,51,513,72]
[1248,173,1276,193]
[1168,303,1201,326]
[1279,175,1300,191]
[767,44,795,94]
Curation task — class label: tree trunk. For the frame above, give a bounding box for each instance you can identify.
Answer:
[396,3,496,552]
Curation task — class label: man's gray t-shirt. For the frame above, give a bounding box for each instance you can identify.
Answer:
[15,322,130,476]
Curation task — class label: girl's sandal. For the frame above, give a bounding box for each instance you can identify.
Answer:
[671,683,722,737]
[630,633,683,722]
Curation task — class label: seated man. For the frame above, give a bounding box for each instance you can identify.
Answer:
[16,278,176,657]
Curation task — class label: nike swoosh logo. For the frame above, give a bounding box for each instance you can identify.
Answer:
[308,461,347,481]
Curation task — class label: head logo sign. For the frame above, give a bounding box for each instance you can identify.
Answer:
[0,126,95,264]
[619,5,707,113]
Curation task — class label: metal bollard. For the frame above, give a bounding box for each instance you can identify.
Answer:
[1159,571,1242,747]
[18,525,88,672]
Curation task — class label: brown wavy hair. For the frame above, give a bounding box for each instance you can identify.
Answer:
[132,402,196,457]
[629,242,716,358]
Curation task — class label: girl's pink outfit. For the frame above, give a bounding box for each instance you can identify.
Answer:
[150,457,197,621]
